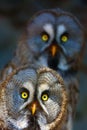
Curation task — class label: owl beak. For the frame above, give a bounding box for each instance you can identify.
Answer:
[50,45,58,57]
[31,102,37,115]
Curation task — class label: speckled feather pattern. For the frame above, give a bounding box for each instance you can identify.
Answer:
[0,66,68,130]
[0,8,85,130]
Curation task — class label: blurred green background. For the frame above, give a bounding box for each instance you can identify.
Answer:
[0,0,87,130]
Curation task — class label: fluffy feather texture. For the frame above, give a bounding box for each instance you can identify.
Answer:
[0,65,68,130]
[10,8,85,130]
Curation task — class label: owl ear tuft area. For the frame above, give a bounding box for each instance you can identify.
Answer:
[0,64,16,81]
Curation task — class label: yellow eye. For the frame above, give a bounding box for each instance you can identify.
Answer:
[41,94,49,101]
[21,92,29,99]
[61,35,68,42]
[41,34,49,42]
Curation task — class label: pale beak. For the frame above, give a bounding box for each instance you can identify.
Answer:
[31,102,37,115]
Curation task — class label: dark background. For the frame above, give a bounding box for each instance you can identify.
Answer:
[0,0,87,130]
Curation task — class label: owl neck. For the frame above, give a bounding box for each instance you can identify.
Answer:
[57,66,78,78]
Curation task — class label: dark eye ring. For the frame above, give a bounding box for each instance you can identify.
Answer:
[41,90,49,101]
[41,32,49,42]
[61,32,69,43]
[20,88,29,100]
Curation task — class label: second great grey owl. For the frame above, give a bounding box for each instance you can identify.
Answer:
[0,65,68,130]
[11,8,85,130]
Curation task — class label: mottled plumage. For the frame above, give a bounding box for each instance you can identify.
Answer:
[10,8,85,130]
[0,65,68,130]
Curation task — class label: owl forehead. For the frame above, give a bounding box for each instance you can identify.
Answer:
[6,68,37,90]
[14,69,37,84]
[28,11,83,38]
[38,72,58,85]
[33,13,55,25]
[29,13,73,38]
[28,13,55,35]
[43,23,67,39]
[56,15,82,33]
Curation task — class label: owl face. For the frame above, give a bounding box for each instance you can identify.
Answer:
[1,66,67,130]
[24,9,84,71]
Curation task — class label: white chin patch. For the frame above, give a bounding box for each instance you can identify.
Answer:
[17,119,28,129]
[58,55,70,71]
[38,53,70,71]
[38,113,49,130]
[8,116,28,129]
[58,62,70,71]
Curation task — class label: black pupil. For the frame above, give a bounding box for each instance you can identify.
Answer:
[24,93,27,96]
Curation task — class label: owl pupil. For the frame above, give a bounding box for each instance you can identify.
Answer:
[44,95,46,98]
[24,93,26,96]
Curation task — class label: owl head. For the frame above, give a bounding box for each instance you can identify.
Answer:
[0,65,68,130]
[17,8,84,73]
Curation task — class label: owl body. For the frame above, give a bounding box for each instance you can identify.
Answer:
[10,8,85,130]
[0,66,68,130]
